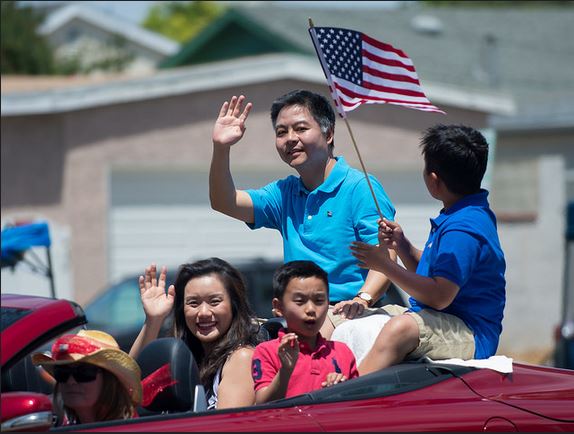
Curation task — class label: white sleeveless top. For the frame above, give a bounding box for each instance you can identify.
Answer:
[206,367,222,411]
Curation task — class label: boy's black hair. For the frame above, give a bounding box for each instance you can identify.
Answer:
[420,124,489,195]
[270,89,336,150]
[272,260,329,300]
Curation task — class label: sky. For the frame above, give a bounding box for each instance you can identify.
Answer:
[21,1,405,25]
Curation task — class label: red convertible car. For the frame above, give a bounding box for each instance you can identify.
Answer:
[2,293,573,432]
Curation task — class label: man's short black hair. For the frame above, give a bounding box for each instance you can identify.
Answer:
[272,260,329,300]
[420,124,489,195]
[270,90,336,150]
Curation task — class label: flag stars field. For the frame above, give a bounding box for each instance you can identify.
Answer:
[310,26,444,115]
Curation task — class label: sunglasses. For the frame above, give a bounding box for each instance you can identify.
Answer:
[53,364,102,383]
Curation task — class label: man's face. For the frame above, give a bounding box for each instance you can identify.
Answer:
[274,105,333,170]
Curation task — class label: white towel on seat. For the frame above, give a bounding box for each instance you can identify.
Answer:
[426,355,514,373]
[331,313,391,365]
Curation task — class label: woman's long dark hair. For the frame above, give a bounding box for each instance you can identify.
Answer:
[171,258,260,390]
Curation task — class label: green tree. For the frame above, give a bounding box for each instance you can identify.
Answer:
[1,1,54,74]
[142,1,225,43]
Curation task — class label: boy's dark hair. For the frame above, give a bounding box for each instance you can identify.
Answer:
[272,260,329,300]
[270,90,336,150]
[420,124,489,195]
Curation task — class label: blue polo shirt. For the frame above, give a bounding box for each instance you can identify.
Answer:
[410,190,506,359]
[246,156,395,302]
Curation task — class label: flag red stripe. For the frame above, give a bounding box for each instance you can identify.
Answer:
[339,96,445,113]
[334,82,437,108]
[339,96,441,112]
[334,80,435,105]
[362,49,416,74]
[362,33,411,62]
[363,64,421,86]
[335,85,443,113]
[361,79,429,99]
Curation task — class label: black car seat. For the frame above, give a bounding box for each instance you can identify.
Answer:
[136,338,206,415]
[257,317,287,341]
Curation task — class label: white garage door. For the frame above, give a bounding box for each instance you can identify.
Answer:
[108,168,284,282]
[109,168,439,283]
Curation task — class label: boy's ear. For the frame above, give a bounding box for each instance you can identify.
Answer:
[428,171,442,190]
[428,171,439,182]
[271,298,284,317]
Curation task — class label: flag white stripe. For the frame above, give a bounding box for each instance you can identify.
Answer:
[363,71,426,93]
[338,95,443,113]
[362,56,420,81]
[362,40,414,67]
[333,76,434,104]
[339,93,440,110]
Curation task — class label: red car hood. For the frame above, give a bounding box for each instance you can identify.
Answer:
[460,362,574,422]
[1,294,86,367]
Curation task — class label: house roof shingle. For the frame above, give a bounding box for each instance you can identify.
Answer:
[166,4,574,111]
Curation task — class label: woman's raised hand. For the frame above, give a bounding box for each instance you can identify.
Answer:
[138,264,175,321]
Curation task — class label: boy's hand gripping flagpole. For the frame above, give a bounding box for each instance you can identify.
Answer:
[308,18,385,221]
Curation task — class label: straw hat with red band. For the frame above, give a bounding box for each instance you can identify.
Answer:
[32,329,142,405]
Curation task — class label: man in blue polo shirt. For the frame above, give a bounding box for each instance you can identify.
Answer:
[209,90,396,337]
[351,124,506,373]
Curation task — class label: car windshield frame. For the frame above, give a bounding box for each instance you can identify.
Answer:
[1,307,31,332]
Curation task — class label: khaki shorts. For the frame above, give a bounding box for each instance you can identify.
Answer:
[379,304,475,360]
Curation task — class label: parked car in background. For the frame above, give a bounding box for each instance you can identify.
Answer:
[554,202,574,369]
[83,257,410,352]
[2,293,573,432]
[83,258,282,352]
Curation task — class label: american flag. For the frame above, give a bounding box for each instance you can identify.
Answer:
[309,26,445,116]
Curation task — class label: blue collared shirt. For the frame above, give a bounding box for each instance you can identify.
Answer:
[246,156,395,302]
[411,189,506,358]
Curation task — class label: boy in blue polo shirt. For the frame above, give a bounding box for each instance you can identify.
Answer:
[351,124,506,374]
[210,90,396,337]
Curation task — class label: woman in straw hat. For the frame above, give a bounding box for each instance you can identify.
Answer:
[129,258,260,410]
[32,329,142,426]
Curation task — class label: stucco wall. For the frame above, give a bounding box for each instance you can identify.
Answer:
[496,156,565,363]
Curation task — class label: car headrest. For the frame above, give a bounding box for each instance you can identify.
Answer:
[259,317,287,341]
[137,338,200,413]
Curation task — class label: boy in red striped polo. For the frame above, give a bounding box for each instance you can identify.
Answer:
[252,261,359,403]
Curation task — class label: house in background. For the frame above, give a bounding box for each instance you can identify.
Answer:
[2,3,573,364]
[37,3,180,75]
[163,4,574,201]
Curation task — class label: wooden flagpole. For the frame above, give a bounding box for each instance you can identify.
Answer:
[342,118,384,220]
[308,18,384,221]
